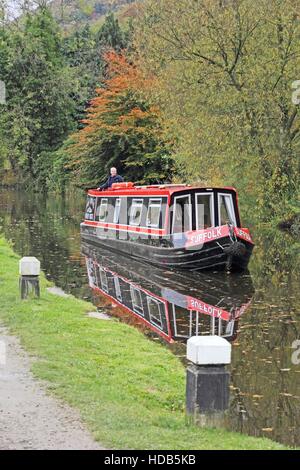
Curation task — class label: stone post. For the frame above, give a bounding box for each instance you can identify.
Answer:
[19,257,41,300]
[186,336,231,428]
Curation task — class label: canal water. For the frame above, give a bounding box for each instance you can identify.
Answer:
[0,189,299,447]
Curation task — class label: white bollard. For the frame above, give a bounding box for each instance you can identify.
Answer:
[186,336,231,427]
[187,335,231,365]
[19,257,41,299]
[19,257,41,276]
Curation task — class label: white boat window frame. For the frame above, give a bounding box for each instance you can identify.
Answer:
[113,198,121,224]
[86,259,96,287]
[97,198,109,222]
[130,285,144,316]
[146,198,162,228]
[85,196,96,220]
[113,276,122,302]
[129,198,144,226]
[195,192,214,230]
[218,317,235,338]
[224,320,235,337]
[172,194,192,234]
[147,296,163,330]
[99,268,108,293]
[218,193,237,226]
[172,304,190,338]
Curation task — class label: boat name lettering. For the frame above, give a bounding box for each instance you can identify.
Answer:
[190,227,222,245]
[188,298,224,317]
[235,228,252,242]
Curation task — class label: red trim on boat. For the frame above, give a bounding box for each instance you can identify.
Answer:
[184,225,254,248]
[185,225,230,248]
[186,296,231,320]
[83,221,254,245]
[88,189,171,197]
[86,257,173,341]
[234,227,253,244]
[90,284,173,343]
[93,261,240,325]
[234,298,253,318]
[87,186,237,198]
[82,220,166,236]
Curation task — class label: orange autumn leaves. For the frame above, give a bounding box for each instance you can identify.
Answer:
[67,51,162,177]
[79,51,153,134]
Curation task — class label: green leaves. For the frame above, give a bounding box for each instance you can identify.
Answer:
[135,0,300,221]
[0,6,77,188]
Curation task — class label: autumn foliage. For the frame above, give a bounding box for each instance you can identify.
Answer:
[66,51,174,187]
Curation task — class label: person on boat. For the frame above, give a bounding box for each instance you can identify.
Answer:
[97,167,123,190]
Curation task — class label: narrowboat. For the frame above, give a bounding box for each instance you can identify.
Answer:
[81,183,254,271]
[82,241,254,343]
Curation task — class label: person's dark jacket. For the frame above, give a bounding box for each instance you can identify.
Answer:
[98,174,123,190]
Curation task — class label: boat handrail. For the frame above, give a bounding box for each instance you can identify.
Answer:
[134,184,190,189]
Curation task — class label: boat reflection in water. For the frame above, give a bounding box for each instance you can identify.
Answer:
[81,241,254,344]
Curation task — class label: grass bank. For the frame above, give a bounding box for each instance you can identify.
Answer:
[0,237,287,450]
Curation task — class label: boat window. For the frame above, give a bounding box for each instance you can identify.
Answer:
[96,198,108,222]
[147,297,163,329]
[146,199,162,227]
[172,305,190,338]
[113,198,121,224]
[196,193,213,229]
[219,319,235,338]
[129,199,143,226]
[130,286,144,316]
[85,196,96,220]
[86,259,96,286]
[218,194,236,226]
[114,276,122,302]
[172,195,192,233]
[99,268,108,293]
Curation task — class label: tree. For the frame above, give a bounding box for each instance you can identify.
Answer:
[135,0,300,220]
[62,13,131,127]
[96,12,127,52]
[0,5,77,188]
[66,51,175,188]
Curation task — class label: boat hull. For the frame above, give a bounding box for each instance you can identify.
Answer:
[80,224,253,272]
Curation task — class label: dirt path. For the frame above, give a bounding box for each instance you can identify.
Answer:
[0,327,104,450]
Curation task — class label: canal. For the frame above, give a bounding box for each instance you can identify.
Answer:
[0,189,299,447]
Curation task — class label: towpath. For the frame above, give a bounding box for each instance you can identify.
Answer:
[0,327,103,450]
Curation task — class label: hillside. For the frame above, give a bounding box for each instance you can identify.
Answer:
[50,0,138,31]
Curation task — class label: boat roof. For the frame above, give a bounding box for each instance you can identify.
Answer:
[88,184,237,198]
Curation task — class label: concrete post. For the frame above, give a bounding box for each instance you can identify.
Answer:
[19,257,40,300]
[186,336,231,428]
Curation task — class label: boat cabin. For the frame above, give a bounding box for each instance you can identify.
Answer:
[84,184,241,235]
[82,183,253,271]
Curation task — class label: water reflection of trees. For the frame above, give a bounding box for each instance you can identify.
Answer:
[0,189,89,298]
[229,228,300,446]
